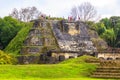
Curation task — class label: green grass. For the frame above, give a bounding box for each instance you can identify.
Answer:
[60,55,99,64]
[0,56,115,80]
[0,64,93,78]
[0,78,114,80]
[0,64,114,80]
[4,23,32,54]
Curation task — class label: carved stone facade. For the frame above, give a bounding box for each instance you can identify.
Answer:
[53,21,97,53]
[21,19,58,56]
[58,40,96,52]
[20,19,97,64]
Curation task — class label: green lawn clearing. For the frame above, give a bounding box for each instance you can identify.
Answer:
[0,56,116,80]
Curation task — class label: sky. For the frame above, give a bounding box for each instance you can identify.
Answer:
[0,0,120,19]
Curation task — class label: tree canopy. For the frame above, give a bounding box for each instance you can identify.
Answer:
[0,16,26,49]
[87,16,120,48]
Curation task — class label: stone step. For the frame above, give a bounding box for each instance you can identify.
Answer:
[95,69,120,73]
[91,75,120,79]
[86,61,100,63]
[91,60,120,79]
[96,67,120,71]
[93,72,120,76]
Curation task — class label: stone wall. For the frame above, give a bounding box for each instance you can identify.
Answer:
[21,19,58,54]
[20,19,59,64]
[52,21,97,53]
[20,19,98,64]
[97,53,120,60]
[52,52,78,59]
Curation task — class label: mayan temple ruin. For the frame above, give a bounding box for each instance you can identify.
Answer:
[20,19,101,64]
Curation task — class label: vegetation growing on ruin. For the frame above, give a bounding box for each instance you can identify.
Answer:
[91,38,108,50]
[60,55,99,64]
[40,22,60,53]
[47,22,60,50]
[2,16,120,52]
[4,22,33,54]
[48,17,65,20]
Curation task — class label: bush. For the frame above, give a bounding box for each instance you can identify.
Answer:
[91,37,108,50]
[0,50,17,64]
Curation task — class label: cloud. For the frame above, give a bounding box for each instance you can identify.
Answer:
[37,0,120,18]
[0,0,120,19]
[96,0,119,18]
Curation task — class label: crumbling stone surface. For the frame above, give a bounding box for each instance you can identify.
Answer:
[20,19,103,64]
[21,19,58,55]
[52,21,97,53]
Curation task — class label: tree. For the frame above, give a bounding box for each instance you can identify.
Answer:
[9,6,41,22]
[110,16,120,27]
[96,22,106,35]
[85,21,98,30]
[71,2,97,21]
[98,16,120,47]
[100,18,111,29]
[0,16,24,49]
[101,29,116,47]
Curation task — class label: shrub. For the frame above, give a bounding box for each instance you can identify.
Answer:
[91,37,108,50]
[0,50,17,64]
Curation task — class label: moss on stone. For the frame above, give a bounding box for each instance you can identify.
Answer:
[91,37,108,50]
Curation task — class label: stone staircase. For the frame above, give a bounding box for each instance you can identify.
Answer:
[91,60,120,79]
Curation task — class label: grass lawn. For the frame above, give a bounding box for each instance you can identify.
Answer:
[0,64,113,80]
[0,56,116,80]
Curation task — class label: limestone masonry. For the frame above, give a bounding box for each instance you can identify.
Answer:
[20,19,98,64]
